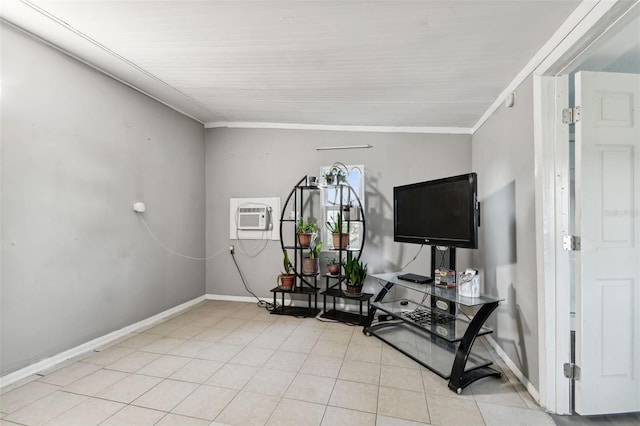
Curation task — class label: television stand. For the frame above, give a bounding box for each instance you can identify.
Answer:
[364,273,503,394]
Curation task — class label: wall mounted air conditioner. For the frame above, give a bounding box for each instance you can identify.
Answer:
[237,206,269,230]
[229,197,280,240]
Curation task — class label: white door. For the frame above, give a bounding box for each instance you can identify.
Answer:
[574,71,640,415]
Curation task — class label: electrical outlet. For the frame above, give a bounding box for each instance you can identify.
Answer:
[229,245,235,254]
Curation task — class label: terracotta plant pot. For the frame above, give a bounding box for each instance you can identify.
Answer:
[277,274,295,291]
[301,258,319,275]
[297,233,313,247]
[327,264,340,275]
[332,233,349,249]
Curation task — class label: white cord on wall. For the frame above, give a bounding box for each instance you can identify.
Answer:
[136,212,225,261]
[136,200,274,261]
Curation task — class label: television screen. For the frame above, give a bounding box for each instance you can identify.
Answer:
[394,173,478,249]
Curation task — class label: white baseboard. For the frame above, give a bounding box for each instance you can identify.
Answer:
[484,335,540,403]
[205,294,365,311]
[1,294,366,389]
[205,294,276,304]
[0,295,206,390]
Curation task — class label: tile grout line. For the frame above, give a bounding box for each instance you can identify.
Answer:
[376,348,384,420]
[473,389,488,426]
[420,356,433,425]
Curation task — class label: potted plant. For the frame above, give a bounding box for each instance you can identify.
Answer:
[327,257,340,275]
[277,249,295,291]
[343,252,367,297]
[326,213,349,249]
[342,203,351,221]
[302,236,323,275]
[323,163,348,185]
[297,218,316,247]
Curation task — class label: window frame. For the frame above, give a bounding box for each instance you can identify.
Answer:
[320,164,365,250]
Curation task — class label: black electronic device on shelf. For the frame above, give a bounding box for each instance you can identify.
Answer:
[397,273,433,284]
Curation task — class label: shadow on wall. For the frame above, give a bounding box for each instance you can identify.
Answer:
[479,181,517,273]
[476,181,530,375]
[363,173,410,273]
[336,172,415,298]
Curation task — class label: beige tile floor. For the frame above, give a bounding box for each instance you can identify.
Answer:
[0,300,555,425]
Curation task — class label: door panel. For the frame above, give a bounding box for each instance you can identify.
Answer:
[599,279,633,377]
[600,147,633,245]
[575,71,640,415]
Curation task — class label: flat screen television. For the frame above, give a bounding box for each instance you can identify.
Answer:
[393,173,479,249]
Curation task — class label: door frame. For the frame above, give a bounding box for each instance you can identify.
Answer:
[533,0,640,415]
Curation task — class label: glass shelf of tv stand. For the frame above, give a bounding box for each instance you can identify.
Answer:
[369,321,492,379]
[372,299,493,343]
[372,273,503,307]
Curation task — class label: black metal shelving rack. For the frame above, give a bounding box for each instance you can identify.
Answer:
[271,176,321,317]
[273,175,368,320]
[319,182,371,325]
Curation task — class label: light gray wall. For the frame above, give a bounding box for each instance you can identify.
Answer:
[0,24,206,375]
[471,75,539,388]
[205,128,473,301]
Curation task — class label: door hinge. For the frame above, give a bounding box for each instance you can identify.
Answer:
[563,235,581,251]
[564,363,581,380]
[562,106,581,124]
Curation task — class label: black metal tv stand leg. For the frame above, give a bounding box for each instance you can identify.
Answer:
[448,301,502,394]
[363,281,395,332]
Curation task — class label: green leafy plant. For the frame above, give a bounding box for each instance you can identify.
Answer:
[343,252,367,286]
[281,249,293,275]
[308,239,323,259]
[327,257,339,266]
[297,218,316,233]
[277,249,295,289]
[323,162,348,184]
[325,213,343,234]
[349,262,368,286]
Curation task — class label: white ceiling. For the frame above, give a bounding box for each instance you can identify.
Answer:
[1,0,583,129]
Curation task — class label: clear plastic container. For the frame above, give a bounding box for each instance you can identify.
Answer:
[434,268,456,288]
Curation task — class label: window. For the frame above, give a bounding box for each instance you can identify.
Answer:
[320,164,365,249]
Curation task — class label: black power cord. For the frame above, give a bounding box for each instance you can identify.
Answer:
[230,251,280,312]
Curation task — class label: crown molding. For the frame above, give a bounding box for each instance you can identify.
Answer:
[205,121,473,135]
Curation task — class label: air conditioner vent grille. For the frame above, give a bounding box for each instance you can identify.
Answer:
[239,214,261,228]
[237,206,269,230]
